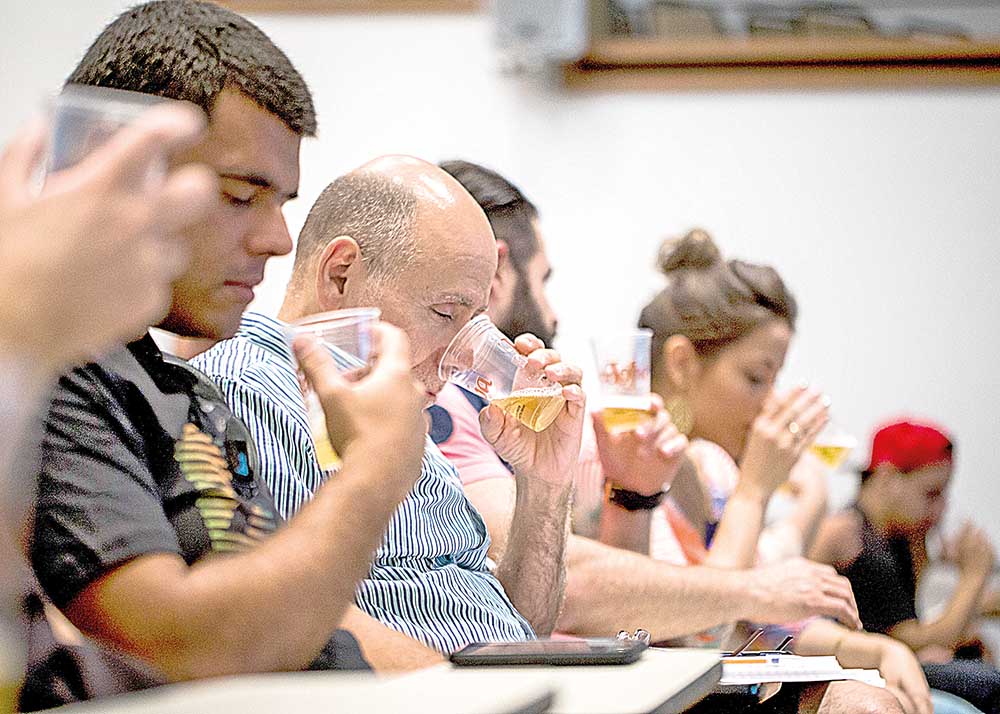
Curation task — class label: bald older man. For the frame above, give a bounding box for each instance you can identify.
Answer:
[194,156,585,666]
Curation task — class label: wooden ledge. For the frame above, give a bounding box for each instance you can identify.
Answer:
[565,36,1000,90]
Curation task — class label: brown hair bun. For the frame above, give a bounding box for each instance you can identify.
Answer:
[640,228,797,373]
[657,228,722,275]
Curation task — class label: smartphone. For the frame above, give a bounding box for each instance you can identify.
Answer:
[450,638,647,667]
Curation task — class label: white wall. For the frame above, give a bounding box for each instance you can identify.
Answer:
[4,3,999,545]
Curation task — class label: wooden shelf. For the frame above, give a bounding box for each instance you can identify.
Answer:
[586,36,1000,67]
[566,36,1000,90]
[216,0,479,13]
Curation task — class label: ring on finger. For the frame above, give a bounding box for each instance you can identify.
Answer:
[787,421,801,436]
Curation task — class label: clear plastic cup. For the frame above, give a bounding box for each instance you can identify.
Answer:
[590,329,654,434]
[808,420,857,470]
[46,84,176,173]
[286,308,381,471]
[289,308,380,367]
[438,315,565,433]
[47,84,172,175]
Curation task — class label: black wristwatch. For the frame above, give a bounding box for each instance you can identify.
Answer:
[605,482,668,511]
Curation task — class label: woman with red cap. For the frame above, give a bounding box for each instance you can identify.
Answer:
[811,419,1000,712]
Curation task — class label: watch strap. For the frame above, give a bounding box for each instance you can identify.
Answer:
[605,482,666,511]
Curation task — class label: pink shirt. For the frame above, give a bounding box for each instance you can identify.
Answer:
[430,383,512,485]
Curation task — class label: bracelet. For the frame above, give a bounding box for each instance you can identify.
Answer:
[605,482,667,511]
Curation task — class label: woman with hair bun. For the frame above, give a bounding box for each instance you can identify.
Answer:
[598,229,943,714]
[639,228,830,570]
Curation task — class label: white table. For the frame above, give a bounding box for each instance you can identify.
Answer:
[49,670,553,714]
[426,648,722,714]
[47,647,721,714]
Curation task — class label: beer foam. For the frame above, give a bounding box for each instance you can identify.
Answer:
[506,385,564,398]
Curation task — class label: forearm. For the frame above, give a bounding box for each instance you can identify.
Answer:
[787,488,828,554]
[705,487,768,569]
[557,535,753,640]
[74,439,414,680]
[890,573,989,651]
[981,587,1000,617]
[598,499,653,554]
[800,616,934,714]
[0,348,52,481]
[0,346,51,694]
[796,618,882,668]
[495,476,572,636]
[339,605,443,672]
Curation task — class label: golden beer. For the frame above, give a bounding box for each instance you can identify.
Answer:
[600,407,655,434]
[1,682,17,714]
[809,443,851,469]
[597,394,654,434]
[492,387,566,432]
[312,426,342,471]
[305,392,341,471]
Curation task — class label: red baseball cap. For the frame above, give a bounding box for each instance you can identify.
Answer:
[866,419,953,474]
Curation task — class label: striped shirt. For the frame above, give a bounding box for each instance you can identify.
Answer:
[193,312,534,653]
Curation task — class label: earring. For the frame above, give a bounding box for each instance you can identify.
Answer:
[665,396,693,436]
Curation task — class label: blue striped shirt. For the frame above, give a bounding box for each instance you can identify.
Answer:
[193,312,534,653]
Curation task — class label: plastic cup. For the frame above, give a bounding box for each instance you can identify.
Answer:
[47,84,172,175]
[808,420,857,470]
[285,308,381,471]
[590,329,654,434]
[438,315,565,433]
[289,308,379,366]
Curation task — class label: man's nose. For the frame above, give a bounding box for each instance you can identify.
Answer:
[248,205,293,257]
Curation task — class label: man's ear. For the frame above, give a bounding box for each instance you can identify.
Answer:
[494,240,511,284]
[491,239,515,300]
[314,236,361,310]
[663,335,701,393]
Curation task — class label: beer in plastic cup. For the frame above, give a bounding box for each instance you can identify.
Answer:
[438,316,565,432]
[286,308,380,471]
[809,421,857,469]
[591,330,654,434]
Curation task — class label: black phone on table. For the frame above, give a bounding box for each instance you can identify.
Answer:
[450,638,647,666]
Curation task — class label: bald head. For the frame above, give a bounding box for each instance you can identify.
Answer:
[357,155,478,210]
[283,155,498,397]
[292,155,495,288]
[292,166,416,286]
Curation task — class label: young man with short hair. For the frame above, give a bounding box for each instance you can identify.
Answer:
[29,2,427,704]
